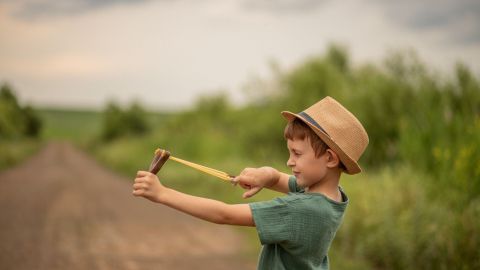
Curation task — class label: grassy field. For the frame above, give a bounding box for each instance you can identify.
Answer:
[38,109,103,144]
[0,109,103,171]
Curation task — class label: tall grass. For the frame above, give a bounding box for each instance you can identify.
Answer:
[333,166,479,269]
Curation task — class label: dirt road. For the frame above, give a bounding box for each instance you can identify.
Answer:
[0,142,256,270]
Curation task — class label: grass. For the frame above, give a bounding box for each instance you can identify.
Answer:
[38,108,170,144]
[0,138,43,171]
[0,108,97,172]
[38,108,102,146]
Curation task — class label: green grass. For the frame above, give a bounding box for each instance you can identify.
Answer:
[38,108,170,145]
[0,109,102,172]
[38,109,102,144]
[332,166,480,269]
[0,138,43,171]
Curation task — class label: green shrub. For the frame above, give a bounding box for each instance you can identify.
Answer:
[101,101,150,141]
[0,83,42,139]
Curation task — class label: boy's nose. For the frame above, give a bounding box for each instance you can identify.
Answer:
[286,157,295,167]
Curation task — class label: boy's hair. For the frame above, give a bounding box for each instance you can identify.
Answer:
[284,118,346,171]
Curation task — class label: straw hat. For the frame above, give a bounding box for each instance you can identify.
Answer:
[282,96,369,175]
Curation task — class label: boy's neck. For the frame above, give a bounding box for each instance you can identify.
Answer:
[306,170,342,202]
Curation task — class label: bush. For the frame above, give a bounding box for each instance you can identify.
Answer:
[101,101,151,141]
[0,83,42,139]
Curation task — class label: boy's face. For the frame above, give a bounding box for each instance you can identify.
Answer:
[286,138,329,188]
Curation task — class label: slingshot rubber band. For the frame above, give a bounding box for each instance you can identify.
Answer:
[169,156,234,181]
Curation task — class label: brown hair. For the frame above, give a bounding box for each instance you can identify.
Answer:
[284,118,346,171]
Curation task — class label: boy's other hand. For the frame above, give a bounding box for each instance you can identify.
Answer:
[132,171,165,203]
[234,167,279,199]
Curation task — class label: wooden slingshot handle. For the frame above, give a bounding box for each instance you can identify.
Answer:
[148,149,171,175]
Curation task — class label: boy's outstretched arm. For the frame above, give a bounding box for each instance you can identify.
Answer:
[133,171,255,227]
[234,167,291,198]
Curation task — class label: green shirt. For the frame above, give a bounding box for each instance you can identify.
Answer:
[249,176,348,270]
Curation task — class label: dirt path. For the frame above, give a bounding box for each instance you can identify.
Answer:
[0,142,256,270]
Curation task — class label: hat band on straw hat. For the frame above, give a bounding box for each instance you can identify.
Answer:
[298,112,330,137]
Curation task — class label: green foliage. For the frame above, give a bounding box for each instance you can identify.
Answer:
[101,101,151,141]
[22,105,42,137]
[0,138,42,171]
[0,83,42,171]
[102,102,125,141]
[0,83,42,139]
[334,166,480,269]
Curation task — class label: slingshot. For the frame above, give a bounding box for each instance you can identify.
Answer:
[148,148,236,184]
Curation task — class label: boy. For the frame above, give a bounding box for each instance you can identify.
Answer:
[132,96,369,269]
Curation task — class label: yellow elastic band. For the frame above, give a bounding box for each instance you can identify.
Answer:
[169,156,233,182]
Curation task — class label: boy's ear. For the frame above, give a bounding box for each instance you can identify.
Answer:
[325,149,340,168]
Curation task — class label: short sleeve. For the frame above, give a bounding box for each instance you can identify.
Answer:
[288,175,304,193]
[249,197,295,245]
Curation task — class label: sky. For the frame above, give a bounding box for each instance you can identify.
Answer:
[1,0,479,111]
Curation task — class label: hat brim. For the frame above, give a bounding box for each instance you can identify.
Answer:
[281,111,361,175]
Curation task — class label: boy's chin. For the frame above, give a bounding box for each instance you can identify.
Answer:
[296,176,319,189]
[296,177,307,188]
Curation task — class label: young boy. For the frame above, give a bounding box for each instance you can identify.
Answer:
[132,96,369,269]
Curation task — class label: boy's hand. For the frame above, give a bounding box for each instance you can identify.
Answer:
[234,167,280,199]
[132,171,165,203]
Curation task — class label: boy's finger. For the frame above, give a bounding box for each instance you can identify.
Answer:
[233,176,245,188]
[134,177,146,183]
[136,170,150,177]
[133,183,146,189]
[236,175,254,190]
[238,182,252,190]
[236,175,253,184]
[243,186,261,199]
[132,189,143,196]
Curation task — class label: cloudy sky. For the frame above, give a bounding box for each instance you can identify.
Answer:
[1,0,479,110]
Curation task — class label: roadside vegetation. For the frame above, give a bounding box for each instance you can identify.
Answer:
[0,84,42,170]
